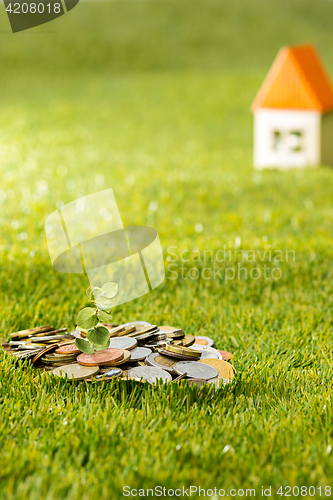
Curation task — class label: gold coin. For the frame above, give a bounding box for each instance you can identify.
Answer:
[159,325,180,331]
[31,328,67,338]
[98,325,124,338]
[44,352,77,360]
[166,344,201,358]
[116,326,136,337]
[42,360,75,367]
[183,335,195,346]
[198,359,235,380]
[173,335,195,347]
[10,325,56,340]
[53,363,99,380]
[154,354,177,368]
[44,359,77,365]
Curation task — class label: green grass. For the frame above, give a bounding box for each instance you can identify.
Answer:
[2,0,333,498]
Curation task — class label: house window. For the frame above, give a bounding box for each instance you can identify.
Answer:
[272,130,282,151]
[286,131,303,152]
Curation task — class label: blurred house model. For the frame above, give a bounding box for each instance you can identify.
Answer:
[252,44,333,169]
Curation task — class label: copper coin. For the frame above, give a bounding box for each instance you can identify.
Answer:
[99,349,131,366]
[77,348,124,367]
[218,350,234,361]
[55,344,81,355]
[32,344,59,366]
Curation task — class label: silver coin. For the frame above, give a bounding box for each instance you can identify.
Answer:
[9,341,30,345]
[128,366,172,384]
[17,349,43,360]
[145,339,172,348]
[95,368,122,379]
[130,347,152,361]
[109,337,137,350]
[194,336,214,347]
[150,333,168,341]
[146,352,178,374]
[30,335,74,342]
[185,377,226,389]
[20,345,45,351]
[190,345,222,360]
[135,331,158,341]
[9,342,43,350]
[174,361,218,380]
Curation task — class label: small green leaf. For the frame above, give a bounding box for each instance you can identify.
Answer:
[94,296,113,311]
[97,310,113,323]
[96,304,113,312]
[86,326,110,347]
[94,344,109,351]
[86,286,96,300]
[91,287,103,299]
[75,338,94,354]
[77,307,98,330]
[86,286,103,300]
[77,327,89,334]
[94,295,113,305]
[101,282,118,299]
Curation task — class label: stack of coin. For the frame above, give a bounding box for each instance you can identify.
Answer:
[2,326,76,363]
[7,326,73,351]
[3,321,236,389]
[159,344,202,361]
[40,344,81,367]
[172,335,195,347]
[77,348,125,367]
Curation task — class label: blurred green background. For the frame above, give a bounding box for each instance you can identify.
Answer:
[2,1,333,497]
[1,0,333,325]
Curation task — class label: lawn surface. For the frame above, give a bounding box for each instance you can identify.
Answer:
[1,0,333,498]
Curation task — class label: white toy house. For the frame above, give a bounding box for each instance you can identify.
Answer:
[252,44,333,169]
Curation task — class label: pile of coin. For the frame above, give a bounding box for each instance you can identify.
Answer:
[1,322,235,388]
[2,326,75,363]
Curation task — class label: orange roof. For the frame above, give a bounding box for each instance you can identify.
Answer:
[252,44,333,112]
